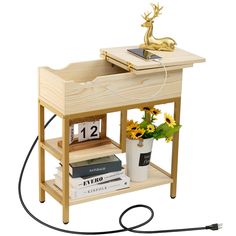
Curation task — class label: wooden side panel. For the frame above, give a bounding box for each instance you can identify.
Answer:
[64,69,183,115]
[54,60,126,82]
[38,67,65,114]
[39,61,183,116]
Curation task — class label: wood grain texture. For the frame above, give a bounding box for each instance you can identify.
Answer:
[69,114,105,125]
[41,182,62,204]
[39,58,183,115]
[57,137,112,152]
[150,162,171,178]
[38,103,45,202]
[65,97,179,120]
[64,69,182,115]
[100,114,107,139]
[39,99,63,118]
[39,67,65,115]
[170,97,181,198]
[46,163,173,205]
[51,60,126,82]
[39,60,126,115]
[45,137,122,163]
[40,141,62,161]
[120,110,127,152]
[62,118,70,223]
[104,55,193,74]
[100,46,205,70]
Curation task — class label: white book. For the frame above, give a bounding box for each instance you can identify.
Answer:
[56,167,125,188]
[54,175,130,199]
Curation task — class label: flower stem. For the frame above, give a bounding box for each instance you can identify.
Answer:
[145,111,151,124]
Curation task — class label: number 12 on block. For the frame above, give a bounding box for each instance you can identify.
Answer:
[87,121,100,140]
[78,121,100,142]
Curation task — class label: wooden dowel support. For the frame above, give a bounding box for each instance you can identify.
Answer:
[120,110,127,152]
[38,102,45,203]
[62,117,70,224]
[170,97,181,198]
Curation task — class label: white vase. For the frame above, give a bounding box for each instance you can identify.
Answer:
[126,138,154,182]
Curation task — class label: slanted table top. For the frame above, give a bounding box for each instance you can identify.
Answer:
[100,46,205,72]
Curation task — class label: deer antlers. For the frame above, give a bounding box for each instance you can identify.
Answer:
[142,3,163,22]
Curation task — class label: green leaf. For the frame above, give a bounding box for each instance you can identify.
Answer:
[152,123,181,140]
[139,120,148,129]
[142,132,153,139]
[164,125,181,137]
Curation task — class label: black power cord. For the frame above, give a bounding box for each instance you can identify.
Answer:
[18,114,222,234]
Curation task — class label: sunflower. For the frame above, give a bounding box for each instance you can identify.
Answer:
[165,136,173,143]
[150,108,161,116]
[130,129,145,139]
[164,113,176,128]
[140,107,151,113]
[126,131,133,139]
[126,121,139,132]
[147,124,155,133]
[127,120,134,126]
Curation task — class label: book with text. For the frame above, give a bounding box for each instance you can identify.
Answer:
[55,167,125,188]
[54,175,130,199]
[68,155,122,178]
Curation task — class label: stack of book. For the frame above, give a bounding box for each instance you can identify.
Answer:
[54,155,130,199]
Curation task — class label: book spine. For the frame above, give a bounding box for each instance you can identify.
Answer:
[56,168,125,188]
[54,176,130,199]
[70,159,122,178]
[72,176,130,199]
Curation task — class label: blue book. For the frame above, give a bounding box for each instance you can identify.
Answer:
[69,155,122,178]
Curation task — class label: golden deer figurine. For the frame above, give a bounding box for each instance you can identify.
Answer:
[140,3,176,51]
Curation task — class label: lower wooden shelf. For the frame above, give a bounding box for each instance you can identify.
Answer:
[44,163,173,206]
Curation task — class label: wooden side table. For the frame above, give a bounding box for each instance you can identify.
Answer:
[38,46,205,223]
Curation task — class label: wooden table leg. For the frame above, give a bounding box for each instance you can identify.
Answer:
[100,114,107,139]
[170,97,181,199]
[120,109,127,152]
[62,117,70,224]
[38,101,45,203]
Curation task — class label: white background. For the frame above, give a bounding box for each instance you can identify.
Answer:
[0,0,235,235]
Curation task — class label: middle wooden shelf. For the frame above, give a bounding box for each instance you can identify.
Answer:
[41,137,122,163]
